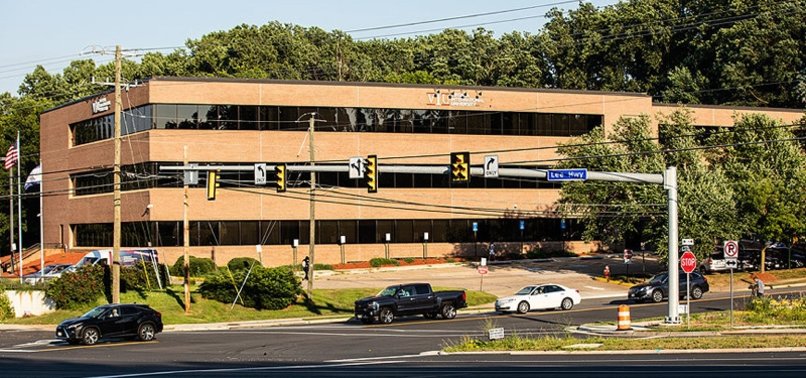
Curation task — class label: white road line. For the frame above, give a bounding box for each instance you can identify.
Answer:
[327,350,439,362]
[86,361,404,378]
[584,286,605,290]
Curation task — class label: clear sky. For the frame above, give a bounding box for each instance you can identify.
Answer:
[0,0,616,95]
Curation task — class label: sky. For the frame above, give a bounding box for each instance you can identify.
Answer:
[0,0,616,95]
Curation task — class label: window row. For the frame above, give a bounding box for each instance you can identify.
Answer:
[73,218,583,247]
[71,103,603,145]
[71,106,151,146]
[71,163,561,196]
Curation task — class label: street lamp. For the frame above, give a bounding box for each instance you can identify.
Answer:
[423,232,429,259]
[339,235,346,264]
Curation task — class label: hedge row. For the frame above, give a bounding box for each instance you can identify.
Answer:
[198,265,300,310]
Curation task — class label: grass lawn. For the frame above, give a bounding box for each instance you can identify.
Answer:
[444,334,806,352]
[5,285,496,325]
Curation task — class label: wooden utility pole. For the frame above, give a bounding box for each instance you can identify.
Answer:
[307,116,316,295]
[112,45,122,304]
[183,146,191,314]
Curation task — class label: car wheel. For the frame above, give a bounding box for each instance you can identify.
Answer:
[691,286,703,300]
[561,298,574,311]
[378,307,394,324]
[441,303,457,319]
[82,327,100,345]
[651,290,664,303]
[359,316,373,324]
[138,322,156,341]
[516,301,530,314]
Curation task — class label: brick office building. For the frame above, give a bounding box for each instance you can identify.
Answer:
[38,78,804,266]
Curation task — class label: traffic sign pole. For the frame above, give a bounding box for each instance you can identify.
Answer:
[729,266,734,328]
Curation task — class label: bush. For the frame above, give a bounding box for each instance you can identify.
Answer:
[402,257,416,264]
[746,296,806,323]
[121,262,171,291]
[227,257,261,272]
[170,256,217,277]
[198,265,301,310]
[313,263,333,271]
[46,265,106,309]
[370,258,399,267]
[0,291,13,320]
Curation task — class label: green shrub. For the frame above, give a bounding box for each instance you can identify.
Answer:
[403,257,416,264]
[198,265,301,310]
[0,291,13,320]
[370,258,400,267]
[313,263,333,271]
[46,265,106,309]
[170,256,217,277]
[121,262,171,291]
[227,257,261,272]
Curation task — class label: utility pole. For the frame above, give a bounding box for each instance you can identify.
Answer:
[183,146,190,314]
[112,45,122,304]
[307,115,316,295]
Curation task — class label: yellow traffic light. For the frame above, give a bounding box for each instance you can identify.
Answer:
[206,170,219,200]
[366,155,378,193]
[450,152,470,182]
[275,164,286,193]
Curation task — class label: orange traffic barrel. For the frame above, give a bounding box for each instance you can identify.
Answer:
[617,304,631,331]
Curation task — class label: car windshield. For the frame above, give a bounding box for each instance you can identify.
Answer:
[81,307,108,319]
[649,274,667,284]
[515,286,535,295]
[377,286,398,297]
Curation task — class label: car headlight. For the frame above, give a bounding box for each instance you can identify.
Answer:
[370,301,379,311]
[498,298,514,304]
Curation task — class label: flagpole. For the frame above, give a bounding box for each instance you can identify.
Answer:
[39,161,44,279]
[8,165,14,274]
[16,131,22,283]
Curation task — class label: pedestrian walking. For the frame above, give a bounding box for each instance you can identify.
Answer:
[302,256,310,281]
[488,242,496,261]
[604,265,611,282]
[752,274,765,297]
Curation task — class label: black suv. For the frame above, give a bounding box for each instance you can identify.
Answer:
[56,304,163,345]
[628,271,710,303]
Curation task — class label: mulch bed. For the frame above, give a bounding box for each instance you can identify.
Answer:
[331,257,461,270]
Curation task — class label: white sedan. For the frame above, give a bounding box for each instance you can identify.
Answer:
[495,284,581,314]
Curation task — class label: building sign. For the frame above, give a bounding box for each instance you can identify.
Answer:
[92,98,111,114]
[426,89,484,107]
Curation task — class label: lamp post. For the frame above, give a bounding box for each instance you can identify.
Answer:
[384,233,391,259]
[339,235,346,264]
[423,232,429,259]
[292,239,299,272]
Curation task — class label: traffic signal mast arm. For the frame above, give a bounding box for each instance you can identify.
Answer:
[161,164,663,184]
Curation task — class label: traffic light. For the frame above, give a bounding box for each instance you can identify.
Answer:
[365,155,378,193]
[450,152,470,182]
[206,170,219,200]
[275,164,286,193]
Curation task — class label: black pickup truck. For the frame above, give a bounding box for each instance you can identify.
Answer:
[354,283,467,324]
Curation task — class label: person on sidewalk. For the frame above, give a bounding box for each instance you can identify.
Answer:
[753,274,765,297]
[603,265,611,283]
[302,256,310,281]
[488,242,496,261]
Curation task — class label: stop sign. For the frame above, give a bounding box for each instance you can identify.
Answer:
[680,251,697,274]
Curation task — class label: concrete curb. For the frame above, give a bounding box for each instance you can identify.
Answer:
[439,346,806,356]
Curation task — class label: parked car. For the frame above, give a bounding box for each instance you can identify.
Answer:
[495,284,581,314]
[628,271,710,303]
[22,264,71,284]
[56,304,163,345]
[354,283,466,324]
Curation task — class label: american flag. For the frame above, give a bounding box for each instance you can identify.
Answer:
[4,144,18,170]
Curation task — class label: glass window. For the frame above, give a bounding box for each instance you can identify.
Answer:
[412,220,431,242]
[157,221,179,247]
[241,221,259,245]
[219,105,239,130]
[339,220,357,244]
[431,220,449,242]
[278,106,299,130]
[259,106,279,130]
[260,220,282,245]
[396,220,414,243]
[318,220,339,244]
[220,221,240,245]
[358,220,376,244]
[377,220,394,243]
[176,105,199,129]
[154,104,177,129]
[240,106,259,130]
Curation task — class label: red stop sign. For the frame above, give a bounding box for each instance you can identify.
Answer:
[680,251,697,274]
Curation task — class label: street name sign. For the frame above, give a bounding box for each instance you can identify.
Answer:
[547,168,588,181]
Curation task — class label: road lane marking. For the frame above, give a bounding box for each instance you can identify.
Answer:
[86,360,404,378]
[0,340,158,353]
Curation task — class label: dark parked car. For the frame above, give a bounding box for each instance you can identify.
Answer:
[354,283,466,324]
[628,271,710,303]
[56,304,163,345]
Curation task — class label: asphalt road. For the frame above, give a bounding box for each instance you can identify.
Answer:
[2,290,804,377]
